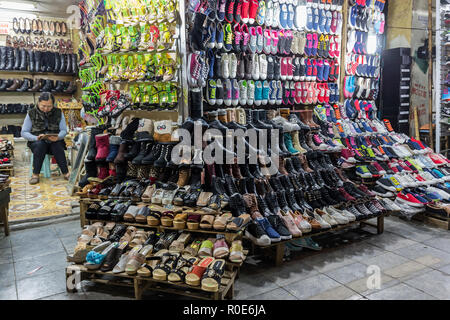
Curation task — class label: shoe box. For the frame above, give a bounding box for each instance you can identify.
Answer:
[380,47,412,135]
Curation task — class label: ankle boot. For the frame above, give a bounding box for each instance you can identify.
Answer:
[4,47,14,70]
[19,49,27,71]
[154,144,172,168]
[291,131,307,153]
[0,79,12,91]
[6,79,21,91]
[41,79,53,91]
[120,117,140,141]
[13,48,20,70]
[52,80,64,93]
[215,164,225,178]
[132,141,151,165]
[95,133,110,161]
[17,79,31,92]
[230,193,248,217]
[0,46,6,70]
[141,143,161,165]
[249,164,263,179]
[284,132,299,155]
[29,79,42,92]
[232,163,243,179]
[63,81,76,94]
[284,157,298,175]
[278,157,289,175]
[124,141,140,161]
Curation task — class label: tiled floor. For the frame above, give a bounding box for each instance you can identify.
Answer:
[0,216,449,300]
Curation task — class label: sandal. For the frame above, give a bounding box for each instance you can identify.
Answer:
[213,235,229,259]
[226,213,251,232]
[229,240,245,263]
[201,259,226,292]
[167,256,199,282]
[129,230,150,247]
[147,207,162,226]
[125,244,153,275]
[173,212,187,229]
[160,211,174,227]
[84,242,118,270]
[200,215,215,230]
[197,192,213,207]
[135,206,150,224]
[152,252,179,280]
[213,213,232,231]
[141,185,156,203]
[198,238,215,258]
[185,257,215,287]
[182,240,202,257]
[187,214,201,230]
[100,241,129,272]
[123,205,139,222]
[137,249,168,277]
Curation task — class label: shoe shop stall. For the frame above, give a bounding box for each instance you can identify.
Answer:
[62,0,450,301]
[0,1,85,225]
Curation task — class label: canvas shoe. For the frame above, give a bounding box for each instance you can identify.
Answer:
[259,54,268,80]
[263,29,272,54]
[272,1,281,28]
[256,0,266,25]
[229,52,237,78]
[265,0,274,27]
[223,79,232,106]
[268,80,277,104]
[245,220,271,246]
[254,80,263,106]
[252,53,260,80]
[247,80,255,105]
[241,0,250,23]
[249,26,257,52]
[262,80,270,105]
[256,26,264,53]
[287,4,295,29]
[276,80,283,105]
[221,53,230,78]
[306,7,314,31]
[239,80,248,105]
[295,3,307,30]
[207,79,217,105]
[233,23,242,52]
[241,24,250,52]
[216,79,224,105]
[396,191,425,208]
[372,185,395,198]
[324,207,349,225]
[231,79,240,106]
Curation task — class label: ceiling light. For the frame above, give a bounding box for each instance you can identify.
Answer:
[0,1,36,11]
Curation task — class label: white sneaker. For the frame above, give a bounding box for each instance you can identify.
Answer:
[229,53,237,79]
[272,116,300,132]
[265,0,274,27]
[259,54,268,80]
[221,53,229,78]
[325,207,349,225]
[312,211,332,229]
[272,2,281,28]
[247,80,255,105]
[252,53,260,80]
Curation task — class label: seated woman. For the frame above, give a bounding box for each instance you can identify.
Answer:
[21,92,70,185]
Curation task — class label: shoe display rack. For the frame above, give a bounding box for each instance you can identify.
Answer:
[436,0,450,155]
[0,13,78,130]
[78,0,189,119]
[0,135,15,177]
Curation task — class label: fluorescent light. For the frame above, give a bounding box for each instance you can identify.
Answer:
[0,1,36,11]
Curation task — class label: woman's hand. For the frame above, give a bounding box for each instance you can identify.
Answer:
[37,134,45,141]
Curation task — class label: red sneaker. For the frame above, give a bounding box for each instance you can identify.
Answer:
[396,192,424,208]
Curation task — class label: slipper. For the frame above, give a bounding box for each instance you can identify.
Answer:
[168,255,199,283]
[198,238,215,258]
[213,235,229,259]
[200,215,215,230]
[201,259,225,292]
[185,256,215,287]
[125,244,153,275]
[137,249,168,277]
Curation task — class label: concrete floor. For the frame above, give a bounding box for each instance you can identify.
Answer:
[0,216,449,300]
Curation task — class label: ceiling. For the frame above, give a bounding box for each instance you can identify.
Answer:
[1,0,80,18]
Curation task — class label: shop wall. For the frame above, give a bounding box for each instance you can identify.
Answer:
[386,0,413,48]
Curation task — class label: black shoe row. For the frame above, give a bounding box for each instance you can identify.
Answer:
[0,104,34,114]
[0,78,76,94]
[0,46,77,74]
[0,125,22,138]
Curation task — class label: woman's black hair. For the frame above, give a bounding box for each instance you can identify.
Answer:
[38,92,55,104]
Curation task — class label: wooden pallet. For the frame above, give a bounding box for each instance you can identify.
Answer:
[66,264,237,300]
[417,212,450,230]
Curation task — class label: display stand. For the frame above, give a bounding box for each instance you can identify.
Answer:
[0,134,15,177]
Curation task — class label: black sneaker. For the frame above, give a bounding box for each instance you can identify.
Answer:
[378,162,394,175]
[273,56,281,80]
[372,185,395,197]
[267,215,292,240]
[245,220,271,246]
[376,178,397,192]
[257,195,273,216]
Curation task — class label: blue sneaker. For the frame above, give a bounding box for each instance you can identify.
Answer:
[349,5,357,28]
[254,81,263,106]
[361,120,373,133]
[257,218,281,242]
[316,60,324,81]
[269,80,276,104]
[280,4,288,29]
[287,4,295,29]
[306,7,314,31]
[325,10,332,34]
[216,22,224,49]
[207,49,215,78]
[206,21,216,49]
[318,9,326,33]
[262,80,270,105]
[323,61,330,81]
[312,8,319,31]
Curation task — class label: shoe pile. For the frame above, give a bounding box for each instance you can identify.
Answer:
[0,137,13,167]
[0,34,77,74]
[0,125,22,138]
[68,224,245,292]
[313,98,450,219]
[0,78,76,94]
[189,0,343,106]
[0,104,34,114]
